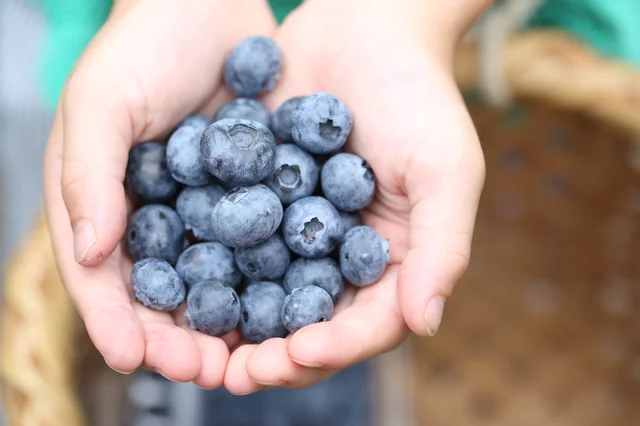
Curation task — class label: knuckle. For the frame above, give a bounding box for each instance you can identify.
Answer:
[61,167,83,201]
[62,68,94,109]
[468,142,487,183]
[445,233,472,284]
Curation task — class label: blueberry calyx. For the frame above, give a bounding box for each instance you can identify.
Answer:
[301,217,324,241]
[228,124,258,149]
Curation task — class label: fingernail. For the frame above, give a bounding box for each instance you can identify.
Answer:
[425,296,446,336]
[289,357,325,368]
[73,220,96,263]
[231,385,267,395]
[105,359,133,375]
[194,382,211,391]
[152,368,176,382]
[252,380,281,387]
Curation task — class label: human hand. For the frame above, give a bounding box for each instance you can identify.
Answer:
[43,0,277,386]
[223,0,487,393]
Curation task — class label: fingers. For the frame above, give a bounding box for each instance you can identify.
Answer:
[246,338,336,388]
[44,110,145,373]
[398,84,485,337]
[226,268,406,393]
[173,305,231,389]
[224,344,263,395]
[287,267,407,368]
[141,323,201,382]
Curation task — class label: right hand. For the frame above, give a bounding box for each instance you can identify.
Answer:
[43,0,276,387]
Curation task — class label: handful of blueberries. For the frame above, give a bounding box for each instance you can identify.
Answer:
[125,36,390,343]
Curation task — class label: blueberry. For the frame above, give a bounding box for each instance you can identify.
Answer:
[185,281,241,337]
[126,205,185,264]
[281,286,333,333]
[271,96,305,142]
[166,123,213,186]
[175,242,242,289]
[223,36,283,98]
[339,211,362,234]
[213,98,271,128]
[291,93,353,155]
[130,258,186,311]
[339,226,390,287]
[212,184,283,248]
[282,196,343,258]
[283,257,344,304]
[175,184,226,241]
[126,142,180,205]
[239,282,288,343]
[179,114,211,129]
[264,144,319,205]
[234,234,291,281]
[321,153,376,212]
[201,118,276,185]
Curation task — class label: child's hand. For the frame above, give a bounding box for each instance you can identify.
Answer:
[43,0,276,386]
[223,0,486,393]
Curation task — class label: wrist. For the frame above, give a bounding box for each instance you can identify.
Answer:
[302,0,495,64]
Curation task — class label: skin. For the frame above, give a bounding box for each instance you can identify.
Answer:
[43,0,489,393]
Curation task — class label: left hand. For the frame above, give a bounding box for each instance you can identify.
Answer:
[223,0,486,393]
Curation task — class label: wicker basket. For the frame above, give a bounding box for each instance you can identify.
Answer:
[3,29,640,426]
[411,30,640,426]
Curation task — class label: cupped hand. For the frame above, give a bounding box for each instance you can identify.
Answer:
[223,0,486,393]
[43,0,276,386]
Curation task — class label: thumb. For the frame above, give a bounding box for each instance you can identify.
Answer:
[60,74,132,266]
[398,139,485,337]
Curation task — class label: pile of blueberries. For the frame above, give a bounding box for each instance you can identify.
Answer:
[125,36,390,343]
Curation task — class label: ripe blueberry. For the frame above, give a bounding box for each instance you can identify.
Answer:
[282,196,343,258]
[283,257,344,304]
[339,226,390,286]
[175,242,242,289]
[130,258,185,312]
[166,122,213,186]
[271,96,305,142]
[291,93,353,154]
[179,114,211,129]
[175,184,226,241]
[264,144,319,205]
[281,286,334,333]
[126,142,179,205]
[126,205,185,265]
[200,118,276,186]
[223,36,283,98]
[239,282,288,343]
[212,184,283,248]
[185,281,241,337]
[234,234,291,281]
[321,153,376,212]
[213,98,271,128]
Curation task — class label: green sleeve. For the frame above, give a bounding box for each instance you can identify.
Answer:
[270,0,303,24]
[526,0,640,67]
[36,0,302,110]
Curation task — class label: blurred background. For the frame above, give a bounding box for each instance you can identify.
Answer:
[1,0,640,425]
